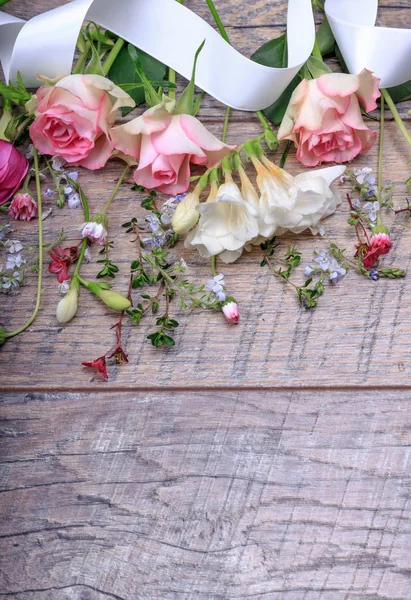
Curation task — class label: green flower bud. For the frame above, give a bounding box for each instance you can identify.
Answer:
[264,128,279,151]
[56,281,79,324]
[172,189,201,234]
[97,289,131,311]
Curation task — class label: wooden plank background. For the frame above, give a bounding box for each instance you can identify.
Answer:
[1,1,411,598]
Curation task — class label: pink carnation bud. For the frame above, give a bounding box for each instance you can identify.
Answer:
[222,297,239,324]
[81,221,107,245]
[8,192,38,221]
[363,232,392,269]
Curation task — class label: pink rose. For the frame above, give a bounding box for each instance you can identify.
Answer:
[0,140,29,206]
[111,99,235,195]
[278,69,380,167]
[8,192,38,221]
[29,75,135,170]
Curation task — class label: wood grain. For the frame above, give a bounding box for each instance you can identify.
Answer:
[1,390,411,599]
[1,0,411,389]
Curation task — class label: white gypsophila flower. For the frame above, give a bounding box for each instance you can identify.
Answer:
[58,280,70,295]
[5,240,23,254]
[6,253,25,270]
[67,192,81,209]
[253,156,346,236]
[52,156,67,171]
[186,175,259,264]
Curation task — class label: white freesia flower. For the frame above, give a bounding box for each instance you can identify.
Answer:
[253,156,346,235]
[186,173,259,264]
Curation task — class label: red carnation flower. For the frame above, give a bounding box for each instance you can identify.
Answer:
[49,245,79,283]
[363,232,392,269]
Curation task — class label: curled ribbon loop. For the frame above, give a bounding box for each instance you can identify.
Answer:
[325,0,411,88]
[0,0,315,112]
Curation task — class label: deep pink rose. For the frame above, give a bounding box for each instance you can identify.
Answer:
[8,192,38,221]
[29,75,135,170]
[0,140,29,206]
[363,232,392,269]
[278,69,380,167]
[111,99,235,195]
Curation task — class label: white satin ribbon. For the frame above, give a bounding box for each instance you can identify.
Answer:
[325,0,411,88]
[0,0,315,112]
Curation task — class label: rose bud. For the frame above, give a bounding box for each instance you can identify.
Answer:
[8,192,38,221]
[222,296,240,324]
[81,221,107,245]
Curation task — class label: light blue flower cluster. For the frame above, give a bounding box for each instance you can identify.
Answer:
[142,194,186,248]
[0,228,25,290]
[305,250,346,284]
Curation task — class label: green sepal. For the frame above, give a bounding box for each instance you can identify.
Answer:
[174,40,206,116]
[127,45,163,107]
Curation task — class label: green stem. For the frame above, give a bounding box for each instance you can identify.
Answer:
[72,42,91,75]
[5,148,43,340]
[204,0,230,42]
[256,110,271,132]
[377,93,385,204]
[211,255,217,277]
[72,183,90,279]
[222,106,230,143]
[101,165,130,215]
[381,88,411,147]
[169,67,176,100]
[102,37,125,76]
[168,0,185,99]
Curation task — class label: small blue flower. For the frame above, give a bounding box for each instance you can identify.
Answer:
[363,201,379,222]
[370,268,379,281]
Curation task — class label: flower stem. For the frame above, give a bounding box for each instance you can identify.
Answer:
[72,42,91,75]
[4,148,43,340]
[204,0,230,42]
[72,183,90,279]
[169,0,185,99]
[381,88,411,147]
[211,255,217,277]
[377,93,385,203]
[102,37,125,76]
[222,106,231,143]
[101,165,130,215]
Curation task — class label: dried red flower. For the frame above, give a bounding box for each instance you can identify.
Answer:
[49,245,79,283]
[8,192,38,221]
[363,232,392,269]
[81,356,108,379]
[107,346,129,364]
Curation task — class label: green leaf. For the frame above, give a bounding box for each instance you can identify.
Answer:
[108,45,167,114]
[0,0,12,6]
[251,33,288,69]
[305,56,332,78]
[317,16,335,57]
[251,34,301,126]
[386,81,411,104]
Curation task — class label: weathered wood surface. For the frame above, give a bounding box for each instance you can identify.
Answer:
[1,2,411,598]
[1,390,411,599]
[2,1,411,389]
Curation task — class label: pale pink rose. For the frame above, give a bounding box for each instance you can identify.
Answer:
[222,298,239,324]
[8,192,38,221]
[81,221,107,245]
[278,69,380,167]
[29,75,135,170]
[111,99,235,195]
